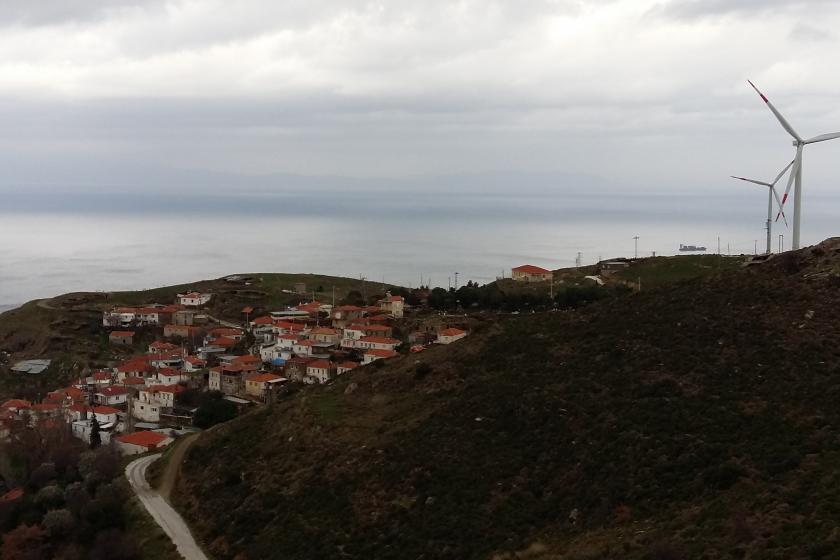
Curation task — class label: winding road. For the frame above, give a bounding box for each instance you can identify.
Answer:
[126,454,208,560]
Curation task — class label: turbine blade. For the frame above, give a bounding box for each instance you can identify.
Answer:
[771,186,788,227]
[770,160,795,187]
[775,151,799,221]
[805,132,840,144]
[730,175,771,187]
[748,80,803,142]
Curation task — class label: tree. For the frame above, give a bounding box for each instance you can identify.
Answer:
[89,415,101,450]
[193,392,237,429]
[1,524,49,560]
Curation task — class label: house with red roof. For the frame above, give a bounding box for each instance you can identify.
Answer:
[362,348,400,364]
[68,404,120,426]
[0,399,31,414]
[437,327,468,345]
[511,265,553,282]
[244,372,286,399]
[356,336,401,352]
[183,355,207,372]
[177,292,212,307]
[308,327,340,346]
[109,330,135,346]
[304,359,335,384]
[95,386,130,407]
[378,293,405,318]
[115,430,173,455]
[336,361,359,375]
[132,384,185,422]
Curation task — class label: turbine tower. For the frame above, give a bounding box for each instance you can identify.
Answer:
[747,80,840,250]
[730,160,792,254]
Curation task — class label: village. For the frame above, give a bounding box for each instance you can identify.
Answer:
[0,275,481,458]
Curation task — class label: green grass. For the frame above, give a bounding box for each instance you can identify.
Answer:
[613,254,744,287]
[308,392,343,424]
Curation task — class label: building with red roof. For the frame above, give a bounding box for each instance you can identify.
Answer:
[109,330,135,346]
[511,265,553,282]
[437,328,468,345]
[244,372,286,398]
[115,430,173,455]
[362,348,400,364]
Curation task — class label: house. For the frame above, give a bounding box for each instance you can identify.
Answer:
[284,357,314,382]
[29,403,62,422]
[304,360,335,384]
[109,331,135,346]
[378,293,405,318]
[336,361,359,375]
[208,363,255,395]
[132,384,184,422]
[95,386,130,407]
[183,356,207,372]
[273,321,307,336]
[598,259,631,276]
[244,373,285,399]
[155,367,187,386]
[356,336,400,352]
[71,419,113,445]
[437,328,467,345]
[1,399,31,414]
[164,324,203,339]
[68,404,119,426]
[115,430,173,455]
[343,324,393,340]
[149,341,180,354]
[117,358,150,380]
[331,305,364,322]
[208,327,245,342]
[249,316,274,329]
[308,327,340,346]
[362,349,399,364]
[177,292,212,307]
[511,265,553,282]
[292,339,317,357]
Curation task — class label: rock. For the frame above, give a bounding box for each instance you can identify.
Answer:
[344,382,358,395]
[425,496,436,506]
[805,310,815,319]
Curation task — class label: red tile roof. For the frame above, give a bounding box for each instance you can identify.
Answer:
[246,373,283,383]
[512,265,551,274]
[337,361,359,370]
[1,399,31,410]
[212,337,237,347]
[232,354,261,364]
[309,327,338,335]
[307,359,333,370]
[117,431,169,448]
[110,330,135,337]
[347,324,390,332]
[439,328,466,337]
[360,336,400,345]
[365,349,399,358]
[334,305,362,312]
[251,316,273,325]
[121,376,147,385]
[93,372,113,381]
[146,384,185,394]
[98,386,129,396]
[0,488,24,503]
[210,328,243,337]
[241,306,255,314]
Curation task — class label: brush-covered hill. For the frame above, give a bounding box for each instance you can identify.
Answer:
[175,239,840,560]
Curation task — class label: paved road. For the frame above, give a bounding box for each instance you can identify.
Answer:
[126,454,208,560]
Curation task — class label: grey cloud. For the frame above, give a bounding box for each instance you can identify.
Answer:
[0,0,168,25]
[654,0,834,19]
[789,22,834,42]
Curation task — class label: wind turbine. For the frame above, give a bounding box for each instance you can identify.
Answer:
[730,161,791,254]
[748,80,840,250]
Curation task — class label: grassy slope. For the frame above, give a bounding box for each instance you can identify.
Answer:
[176,242,840,559]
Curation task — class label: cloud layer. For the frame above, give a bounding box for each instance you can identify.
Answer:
[0,0,839,190]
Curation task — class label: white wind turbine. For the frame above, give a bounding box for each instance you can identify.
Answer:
[730,161,791,254]
[748,80,840,250]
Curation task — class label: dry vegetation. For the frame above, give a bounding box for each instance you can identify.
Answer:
[175,239,840,559]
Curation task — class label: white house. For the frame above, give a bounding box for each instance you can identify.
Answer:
[336,361,359,375]
[292,339,316,357]
[308,327,340,346]
[67,405,119,426]
[133,385,183,422]
[362,349,399,364]
[437,328,468,345]
[379,294,405,318]
[356,336,400,352]
[177,292,212,307]
[94,386,129,407]
[304,360,335,384]
[71,420,113,445]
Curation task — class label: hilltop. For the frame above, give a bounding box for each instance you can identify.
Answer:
[174,240,840,559]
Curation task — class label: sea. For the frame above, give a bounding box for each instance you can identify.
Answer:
[1,184,838,312]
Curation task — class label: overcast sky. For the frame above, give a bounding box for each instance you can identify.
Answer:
[1,0,840,192]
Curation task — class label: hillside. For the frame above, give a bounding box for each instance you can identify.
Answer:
[175,240,840,559]
[0,272,385,401]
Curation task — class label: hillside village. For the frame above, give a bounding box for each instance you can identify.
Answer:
[0,285,470,458]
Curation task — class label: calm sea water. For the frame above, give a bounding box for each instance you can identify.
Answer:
[1,187,838,310]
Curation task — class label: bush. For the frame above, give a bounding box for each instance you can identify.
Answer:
[194,391,237,429]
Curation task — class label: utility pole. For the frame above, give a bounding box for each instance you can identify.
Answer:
[575,252,582,269]
[454,272,459,290]
[448,276,451,290]
[727,243,730,256]
[779,234,784,252]
[717,236,721,255]
[633,236,639,259]
[754,240,757,255]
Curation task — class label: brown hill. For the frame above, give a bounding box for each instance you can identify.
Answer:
[174,238,840,559]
